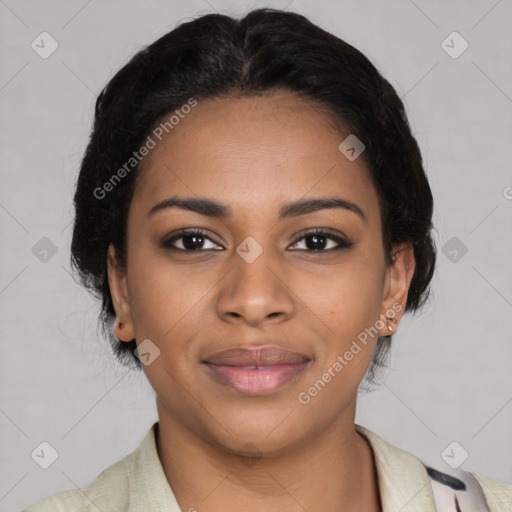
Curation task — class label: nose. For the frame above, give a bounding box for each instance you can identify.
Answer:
[216,245,295,327]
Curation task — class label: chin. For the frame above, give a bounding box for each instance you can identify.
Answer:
[201,407,311,457]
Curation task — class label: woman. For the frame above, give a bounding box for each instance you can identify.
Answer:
[25,8,511,512]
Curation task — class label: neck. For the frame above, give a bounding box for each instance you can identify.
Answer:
[155,406,381,512]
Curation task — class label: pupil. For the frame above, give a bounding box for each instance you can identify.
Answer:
[307,234,326,250]
[183,234,203,250]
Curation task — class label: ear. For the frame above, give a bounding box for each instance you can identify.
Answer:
[107,244,135,342]
[378,243,416,336]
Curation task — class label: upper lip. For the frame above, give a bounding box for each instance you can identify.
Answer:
[203,345,310,366]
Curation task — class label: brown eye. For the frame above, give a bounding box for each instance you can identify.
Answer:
[161,229,224,251]
[289,229,354,252]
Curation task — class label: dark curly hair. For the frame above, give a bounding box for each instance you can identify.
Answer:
[70,8,436,387]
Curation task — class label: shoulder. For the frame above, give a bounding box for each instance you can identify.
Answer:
[472,472,512,512]
[23,453,133,512]
[24,423,181,512]
[23,430,149,512]
[355,424,512,512]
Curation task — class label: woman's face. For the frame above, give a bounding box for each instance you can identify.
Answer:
[108,91,414,456]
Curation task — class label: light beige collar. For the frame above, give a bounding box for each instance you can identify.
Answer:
[132,422,437,511]
[355,423,436,511]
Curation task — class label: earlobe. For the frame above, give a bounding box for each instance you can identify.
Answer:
[379,243,416,335]
[107,244,135,341]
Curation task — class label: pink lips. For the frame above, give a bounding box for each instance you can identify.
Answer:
[202,346,311,395]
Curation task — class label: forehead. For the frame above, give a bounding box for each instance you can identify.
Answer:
[131,92,380,223]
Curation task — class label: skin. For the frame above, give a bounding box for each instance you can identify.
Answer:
[107,91,415,512]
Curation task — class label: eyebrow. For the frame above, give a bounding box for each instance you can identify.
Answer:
[147,196,367,223]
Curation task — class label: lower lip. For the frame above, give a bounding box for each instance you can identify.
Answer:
[203,362,310,395]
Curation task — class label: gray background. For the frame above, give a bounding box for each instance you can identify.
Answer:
[1,0,511,510]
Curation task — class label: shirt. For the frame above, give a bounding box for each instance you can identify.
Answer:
[24,422,512,511]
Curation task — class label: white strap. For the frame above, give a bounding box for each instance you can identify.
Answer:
[425,465,490,511]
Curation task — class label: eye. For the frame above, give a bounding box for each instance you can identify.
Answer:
[161,228,354,253]
[289,229,354,252]
[161,228,224,251]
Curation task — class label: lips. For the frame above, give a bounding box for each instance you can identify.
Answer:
[203,346,310,366]
[202,346,311,395]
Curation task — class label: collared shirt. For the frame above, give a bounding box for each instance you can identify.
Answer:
[24,422,512,511]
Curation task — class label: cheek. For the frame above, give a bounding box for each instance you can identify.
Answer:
[300,252,385,331]
[293,255,386,381]
[126,246,206,342]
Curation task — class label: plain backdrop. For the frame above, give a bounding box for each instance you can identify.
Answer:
[1,0,511,510]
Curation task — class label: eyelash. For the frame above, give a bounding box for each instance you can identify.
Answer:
[161,228,354,253]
